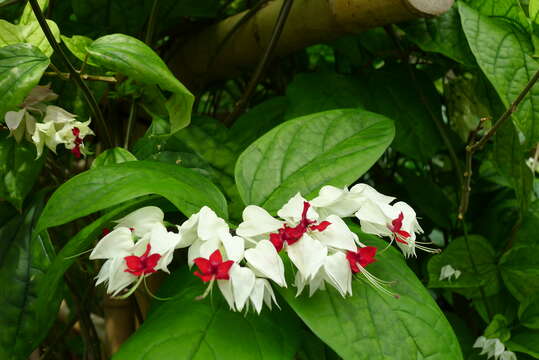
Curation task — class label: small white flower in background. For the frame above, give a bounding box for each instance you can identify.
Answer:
[32,105,94,158]
[90,207,181,296]
[4,84,57,143]
[439,264,461,281]
[177,206,244,266]
[526,157,539,173]
[473,336,516,360]
[237,193,359,282]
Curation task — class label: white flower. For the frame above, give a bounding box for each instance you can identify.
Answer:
[244,240,286,287]
[439,264,461,281]
[178,206,244,265]
[31,105,94,158]
[473,336,513,360]
[90,207,181,296]
[355,199,435,258]
[217,263,256,312]
[248,278,279,314]
[114,206,165,238]
[311,184,395,218]
[4,85,57,143]
[5,109,36,143]
[295,251,352,297]
[237,193,359,281]
[526,157,539,173]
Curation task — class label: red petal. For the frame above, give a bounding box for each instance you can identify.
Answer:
[359,246,377,267]
[209,250,223,267]
[102,228,110,237]
[216,260,234,280]
[194,271,213,282]
[142,243,152,258]
[391,212,404,231]
[125,268,143,276]
[270,233,284,252]
[346,251,360,273]
[144,253,161,273]
[125,255,143,271]
[397,230,410,239]
[72,127,80,137]
[194,257,212,274]
[310,221,331,232]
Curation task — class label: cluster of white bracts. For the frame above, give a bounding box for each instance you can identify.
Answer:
[473,337,516,360]
[90,183,435,313]
[4,85,93,158]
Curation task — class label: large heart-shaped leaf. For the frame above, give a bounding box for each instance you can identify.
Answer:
[0,43,49,120]
[279,235,463,360]
[113,267,301,359]
[36,161,227,234]
[459,2,539,146]
[0,195,60,360]
[87,34,194,133]
[235,109,394,213]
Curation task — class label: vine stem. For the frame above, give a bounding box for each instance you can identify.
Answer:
[123,98,136,149]
[43,71,117,83]
[144,0,159,45]
[224,0,294,125]
[28,0,114,148]
[458,69,539,219]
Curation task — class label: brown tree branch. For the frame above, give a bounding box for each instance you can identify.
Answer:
[169,0,454,90]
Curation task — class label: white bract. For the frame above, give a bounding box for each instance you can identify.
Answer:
[294,251,352,297]
[178,206,244,265]
[311,183,394,218]
[4,85,58,143]
[439,264,461,281]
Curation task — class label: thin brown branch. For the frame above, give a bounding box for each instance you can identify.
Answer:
[458,69,539,220]
[224,0,294,125]
[43,71,117,83]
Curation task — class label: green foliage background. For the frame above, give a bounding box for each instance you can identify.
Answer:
[1,0,539,359]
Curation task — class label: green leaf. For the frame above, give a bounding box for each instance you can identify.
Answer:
[0,43,49,120]
[359,66,445,161]
[61,35,99,66]
[515,200,539,247]
[284,72,366,120]
[499,244,539,302]
[280,236,463,360]
[87,34,194,133]
[400,171,455,229]
[91,147,137,169]
[493,121,534,213]
[427,235,500,298]
[36,161,228,234]
[400,6,474,65]
[506,329,539,358]
[0,131,44,209]
[0,18,60,57]
[235,108,394,213]
[19,0,47,25]
[459,2,539,145]
[113,267,301,360]
[0,195,61,360]
[484,314,511,342]
[519,295,539,329]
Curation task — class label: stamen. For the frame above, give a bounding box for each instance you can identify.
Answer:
[143,276,173,301]
[196,277,215,300]
[113,275,143,300]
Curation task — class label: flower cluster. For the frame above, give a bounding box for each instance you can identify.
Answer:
[4,85,93,158]
[473,337,516,360]
[90,183,439,313]
[439,264,461,281]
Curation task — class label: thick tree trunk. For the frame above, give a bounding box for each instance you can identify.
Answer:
[169,0,453,90]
